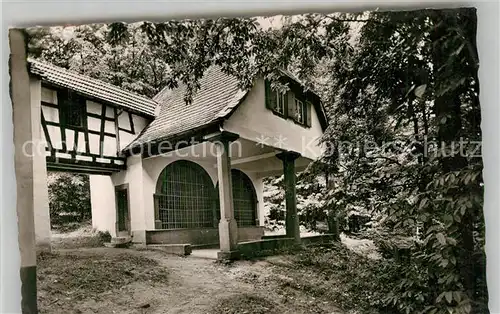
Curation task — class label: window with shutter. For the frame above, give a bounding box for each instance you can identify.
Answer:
[265,79,314,128]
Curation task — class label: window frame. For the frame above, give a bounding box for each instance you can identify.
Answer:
[293,97,311,127]
[58,89,86,129]
[274,90,286,115]
[265,79,313,128]
[295,98,305,124]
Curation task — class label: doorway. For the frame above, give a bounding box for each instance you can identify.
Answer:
[115,184,130,235]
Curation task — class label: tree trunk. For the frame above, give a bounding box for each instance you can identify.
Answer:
[327,209,341,241]
[431,9,476,304]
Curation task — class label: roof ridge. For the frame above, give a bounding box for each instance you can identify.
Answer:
[28,58,156,104]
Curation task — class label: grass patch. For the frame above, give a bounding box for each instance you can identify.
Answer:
[37,251,168,310]
[211,293,281,314]
[272,242,399,314]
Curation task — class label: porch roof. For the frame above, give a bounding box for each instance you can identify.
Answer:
[28,59,158,118]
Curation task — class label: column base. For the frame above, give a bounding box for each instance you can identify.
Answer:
[285,230,301,245]
[217,250,240,261]
[20,265,38,314]
[218,218,238,251]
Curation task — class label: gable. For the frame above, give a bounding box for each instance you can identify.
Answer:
[125,67,327,157]
[223,78,325,160]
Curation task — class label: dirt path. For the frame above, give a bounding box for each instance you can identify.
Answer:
[38,247,343,314]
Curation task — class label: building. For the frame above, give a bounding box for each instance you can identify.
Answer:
[10,29,328,311]
[26,58,328,259]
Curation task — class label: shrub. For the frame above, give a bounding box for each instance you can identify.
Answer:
[48,172,91,227]
[97,230,112,243]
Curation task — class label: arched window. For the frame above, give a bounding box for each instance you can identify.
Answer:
[154,160,216,229]
[216,169,258,227]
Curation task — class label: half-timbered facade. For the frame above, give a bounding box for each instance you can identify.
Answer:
[27,60,328,259]
[30,60,155,174]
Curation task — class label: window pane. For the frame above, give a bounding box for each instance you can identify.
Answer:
[274,91,285,114]
[295,99,304,123]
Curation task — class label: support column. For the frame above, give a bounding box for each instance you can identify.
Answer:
[31,77,51,252]
[10,28,38,314]
[205,131,240,260]
[276,151,301,244]
[127,155,147,245]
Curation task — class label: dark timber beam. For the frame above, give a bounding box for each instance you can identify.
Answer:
[276,151,301,244]
[46,159,126,172]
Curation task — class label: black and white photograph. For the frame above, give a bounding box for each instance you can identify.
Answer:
[8,5,492,314]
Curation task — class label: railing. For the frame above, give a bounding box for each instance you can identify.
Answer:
[153,193,258,229]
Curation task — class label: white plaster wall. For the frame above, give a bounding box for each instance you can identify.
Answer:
[41,106,59,123]
[111,144,221,235]
[40,86,150,159]
[111,155,149,232]
[89,175,117,237]
[107,144,267,235]
[223,78,324,160]
[118,113,149,151]
[86,100,102,115]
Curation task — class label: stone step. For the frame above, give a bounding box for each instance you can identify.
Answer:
[104,241,130,248]
[147,243,192,256]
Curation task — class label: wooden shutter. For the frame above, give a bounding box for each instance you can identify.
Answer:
[57,90,68,126]
[305,101,312,127]
[283,92,289,118]
[264,80,276,110]
[288,94,296,120]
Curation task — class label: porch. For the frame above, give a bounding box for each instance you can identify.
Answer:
[112,130,313,260]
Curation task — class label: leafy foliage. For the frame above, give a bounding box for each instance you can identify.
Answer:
[29,8,487,313]
[317,9,486,314]
[48,172,91,227]
[27,23,172,98]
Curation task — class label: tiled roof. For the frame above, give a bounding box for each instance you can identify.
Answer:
[126,66,248,149]
[28,59,157,117]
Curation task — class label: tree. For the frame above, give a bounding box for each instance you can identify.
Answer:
[27,23,173,98]
[48,172,91,227]
[318,9,485,314]
[27,8,486,313]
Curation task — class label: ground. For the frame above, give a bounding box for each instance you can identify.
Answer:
[38,247,344,314]
[42,224,383,314]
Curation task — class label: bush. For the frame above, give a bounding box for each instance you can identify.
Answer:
[287,242,402,314]
[48,172,91,228]
[97,230,112,243]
